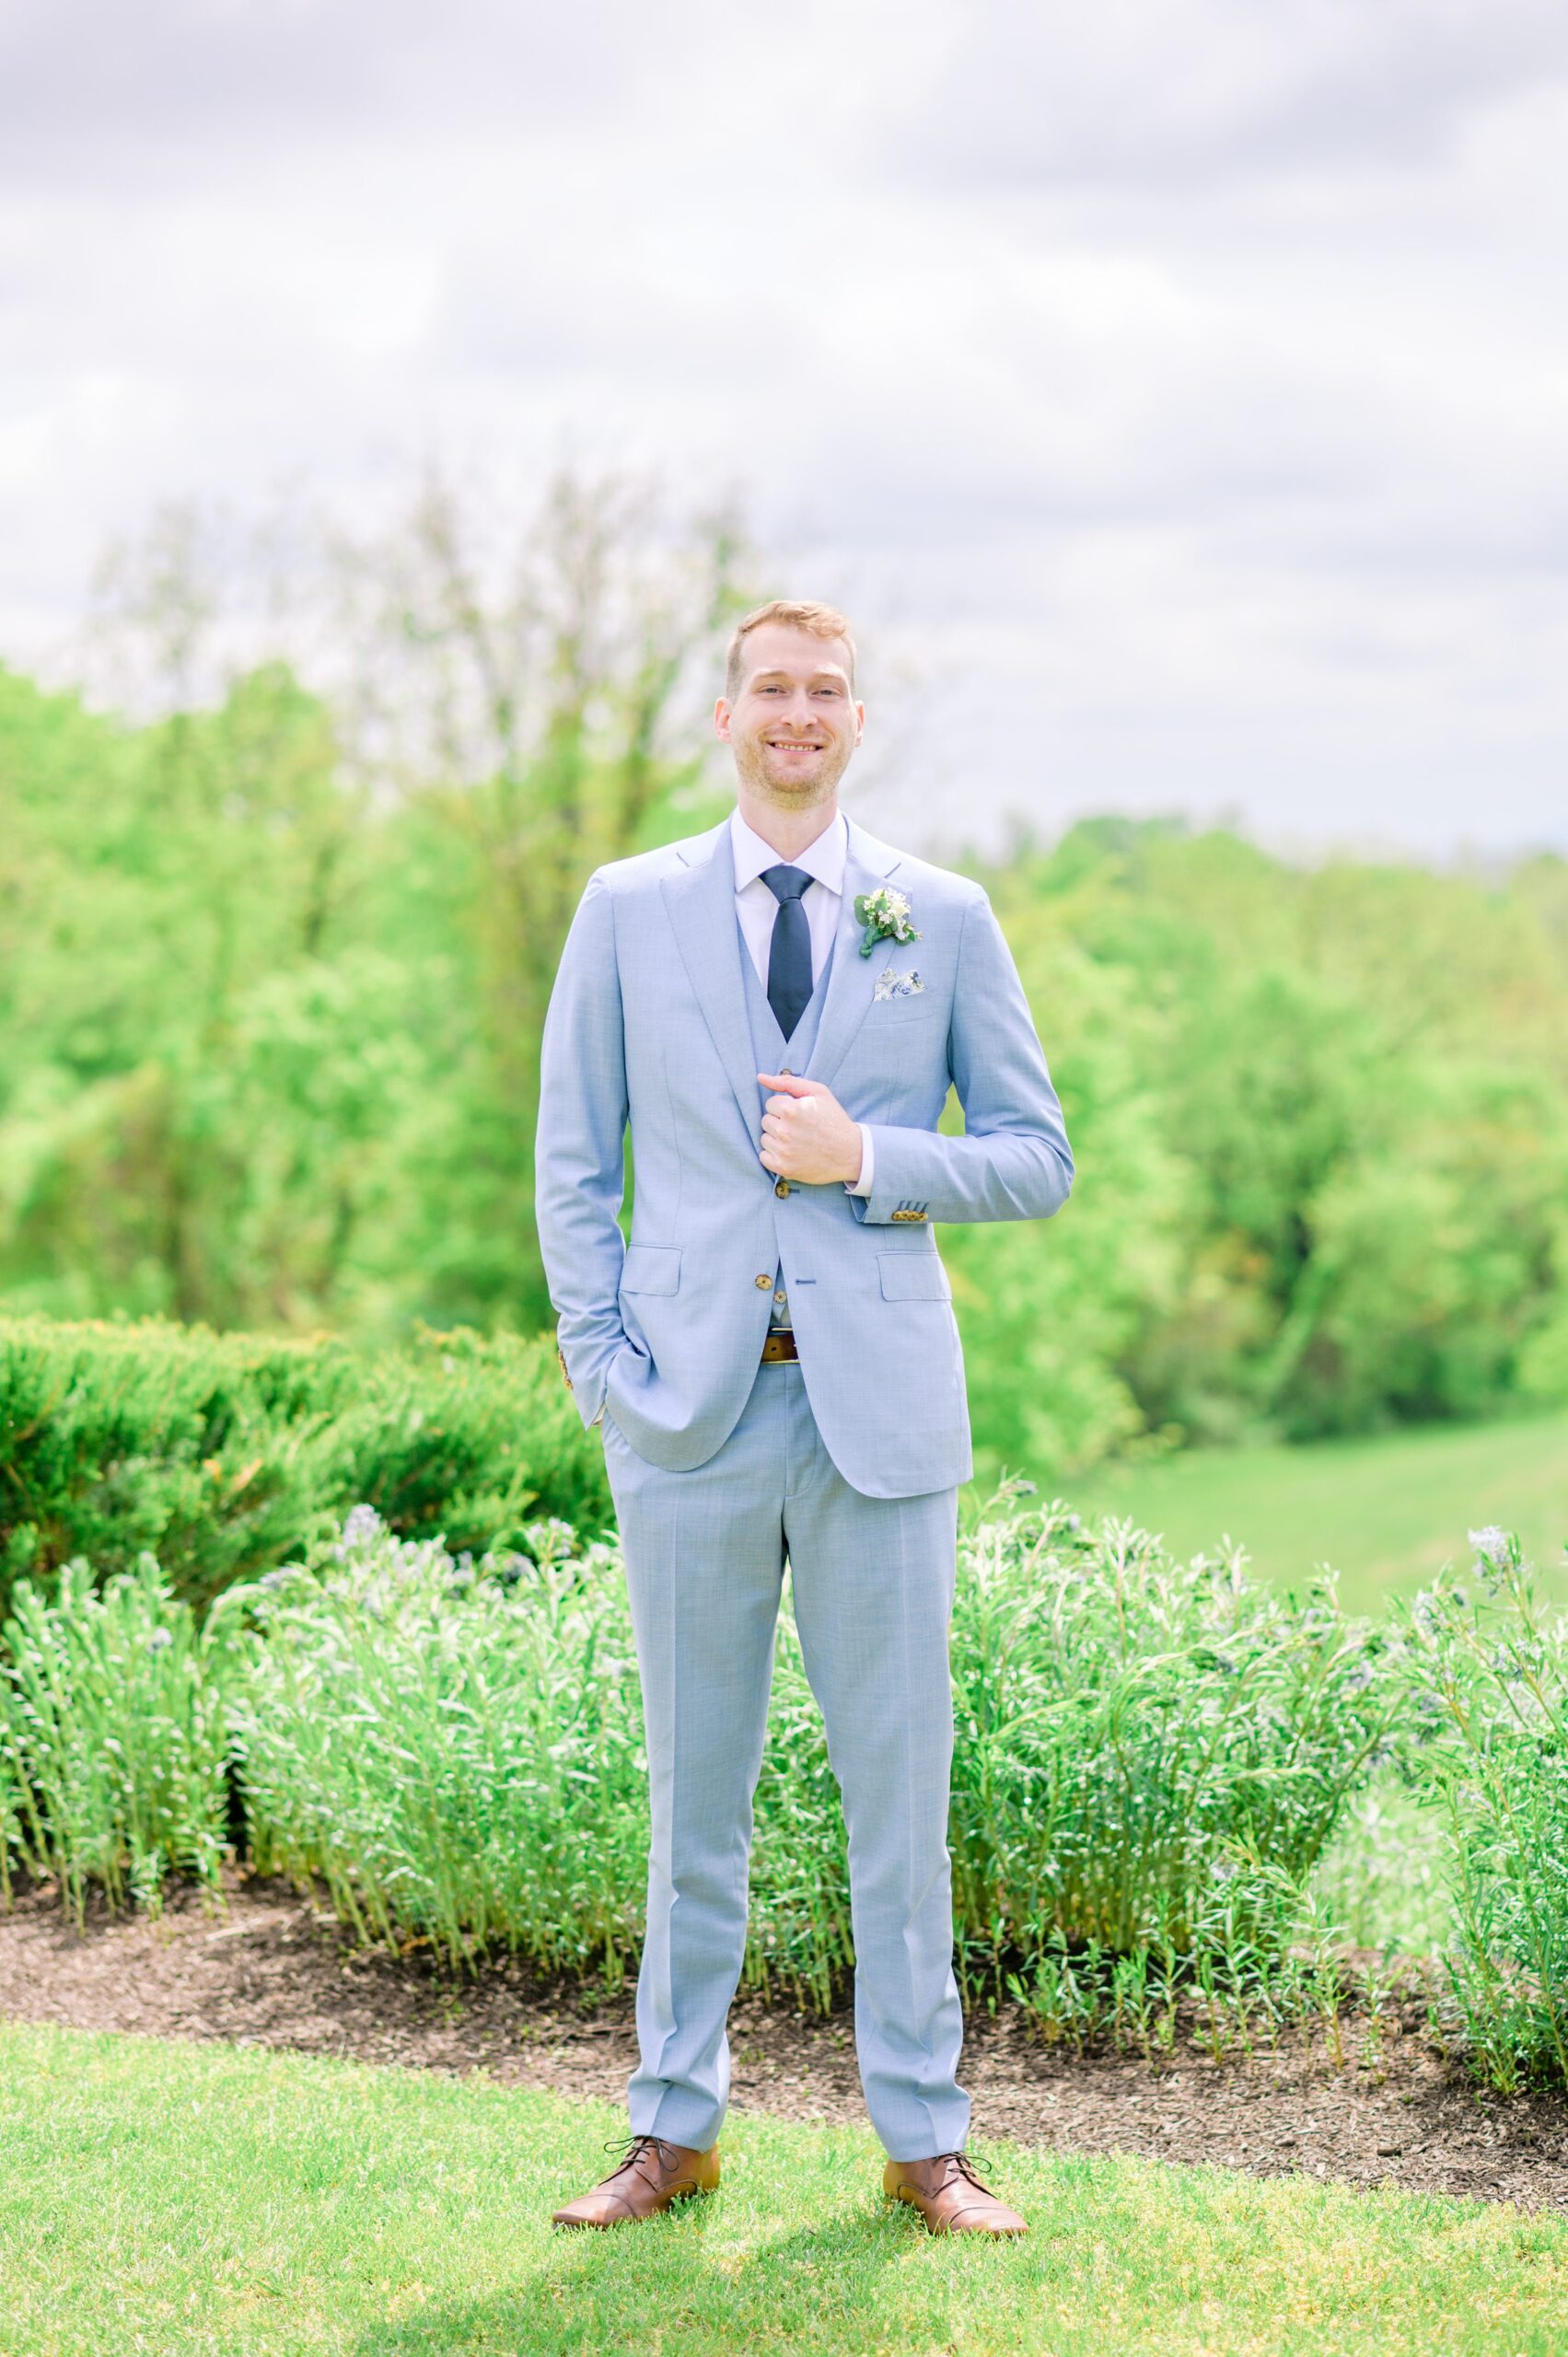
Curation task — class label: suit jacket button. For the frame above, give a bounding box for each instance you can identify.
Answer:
[754,1272,772,1288]
[774,1178,791,1197]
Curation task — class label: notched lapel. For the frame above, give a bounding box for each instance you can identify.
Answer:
[659,822,766,1153]
[807,820,902,1094]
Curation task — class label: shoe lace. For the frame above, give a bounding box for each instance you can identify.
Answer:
[935,2150,992,2194]
[598,2131,685,2189]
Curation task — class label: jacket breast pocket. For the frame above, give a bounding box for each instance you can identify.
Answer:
[621,1243,682,1295]
[877,1251,952,1303]
[866,995,947,1028]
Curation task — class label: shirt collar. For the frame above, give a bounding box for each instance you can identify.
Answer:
[728,803,847,895]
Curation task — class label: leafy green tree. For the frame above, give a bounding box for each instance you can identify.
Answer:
[2,470,748,1337]
[5,490,1568,1480]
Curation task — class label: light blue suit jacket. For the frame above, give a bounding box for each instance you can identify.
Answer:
[534,809,1074,1497]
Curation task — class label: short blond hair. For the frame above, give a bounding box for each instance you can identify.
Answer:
[725,598,856,702]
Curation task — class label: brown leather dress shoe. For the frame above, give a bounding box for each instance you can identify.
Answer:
[552,2133,720,2228]
[883,2151,1028,2236]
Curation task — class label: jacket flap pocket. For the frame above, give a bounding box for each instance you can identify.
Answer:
[621,1243,681,1296]
[877,1250,951,1303]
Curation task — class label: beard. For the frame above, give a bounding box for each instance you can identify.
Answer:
[730,729,855,809]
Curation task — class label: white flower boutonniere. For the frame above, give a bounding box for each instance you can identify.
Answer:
[854,885,922,958]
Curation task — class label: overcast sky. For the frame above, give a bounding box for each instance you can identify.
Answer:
[3,0,1566,860]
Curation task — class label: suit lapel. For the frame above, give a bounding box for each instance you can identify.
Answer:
[659,818,768,1152]
[658,811,905,1149]
[806,817,903,1093]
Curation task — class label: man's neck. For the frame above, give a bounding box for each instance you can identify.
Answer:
[734,794,842,864]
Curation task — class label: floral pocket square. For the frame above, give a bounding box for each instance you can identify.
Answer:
[873,963,925,1002]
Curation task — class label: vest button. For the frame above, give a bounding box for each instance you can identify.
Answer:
[774,1178,791,1197]
[754,1273,772,1288]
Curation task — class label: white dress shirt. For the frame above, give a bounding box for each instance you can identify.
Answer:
[728,804,875,1198]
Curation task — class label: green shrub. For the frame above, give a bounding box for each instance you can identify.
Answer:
[1306,1771,1453,1956]
[27,1495,1545,2064]
[0,1557,241,1922]
[233,1508,649,1980]
[221,1500,1392,2007]
[947,1491,1396,2011]
[1399,1527,1568,2092]
[231,1506,865,2003]
[0,1313,611,1618]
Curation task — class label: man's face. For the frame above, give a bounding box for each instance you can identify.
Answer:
[715,624,864,810]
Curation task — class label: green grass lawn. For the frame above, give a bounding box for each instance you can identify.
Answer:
[3,2022,1568,2356]
[1066,1409,1568,1614]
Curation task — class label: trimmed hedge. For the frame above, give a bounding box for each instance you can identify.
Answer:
[0,1314,610,1617]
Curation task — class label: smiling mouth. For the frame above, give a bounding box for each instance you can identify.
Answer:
[767,740,824,757]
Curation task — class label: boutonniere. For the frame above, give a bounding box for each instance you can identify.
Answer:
[854,885,922,958]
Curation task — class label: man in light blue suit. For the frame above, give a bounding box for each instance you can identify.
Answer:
[537,600,1073,2235]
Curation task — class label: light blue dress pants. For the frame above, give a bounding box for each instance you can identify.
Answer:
[600,1352,970,2162]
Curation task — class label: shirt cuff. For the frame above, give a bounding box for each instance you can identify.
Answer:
[844,1121,876,1197]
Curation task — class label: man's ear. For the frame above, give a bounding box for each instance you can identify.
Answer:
[714,697,733,741]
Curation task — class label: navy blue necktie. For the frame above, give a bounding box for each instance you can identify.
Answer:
[761,865,814,1040]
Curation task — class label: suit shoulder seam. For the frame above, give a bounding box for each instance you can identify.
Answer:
[870,834,987,893]
[591,840,705,892]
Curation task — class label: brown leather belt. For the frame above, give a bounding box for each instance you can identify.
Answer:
[761,1328,799,1363]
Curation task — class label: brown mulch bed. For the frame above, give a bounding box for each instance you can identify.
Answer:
[3,1869,1566,2212]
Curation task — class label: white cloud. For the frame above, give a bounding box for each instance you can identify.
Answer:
[885,0,1568,187]
[0,0,1565,854]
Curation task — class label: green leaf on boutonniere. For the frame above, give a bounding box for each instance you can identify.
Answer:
[854,885,922,958]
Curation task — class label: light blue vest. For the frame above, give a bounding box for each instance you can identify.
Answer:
[737,911,836,1330]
